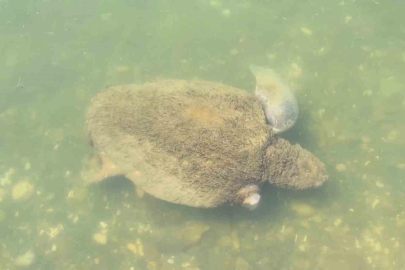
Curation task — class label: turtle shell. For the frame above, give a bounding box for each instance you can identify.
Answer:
[86,79,273,208]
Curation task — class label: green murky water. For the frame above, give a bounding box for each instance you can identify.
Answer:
[1,0,405,269]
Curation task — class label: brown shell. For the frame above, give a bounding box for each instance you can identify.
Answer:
[86,80,271,208]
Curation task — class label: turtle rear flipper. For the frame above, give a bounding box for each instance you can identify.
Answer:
[82,152,123,184]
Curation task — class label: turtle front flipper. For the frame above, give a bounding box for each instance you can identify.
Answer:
[250,65,298,133]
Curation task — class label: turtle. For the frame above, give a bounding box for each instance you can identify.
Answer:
[83,66,328,210]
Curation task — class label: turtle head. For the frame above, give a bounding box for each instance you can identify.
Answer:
[264,138,328,189]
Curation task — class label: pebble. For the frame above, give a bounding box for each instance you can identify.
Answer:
[372,199,380,209]
[24,162,30,170]
[100,13,112,21]
[181,221,210,246]
[147,262,157,270]
[229,48,239,55]
[136,239,144,256]
[93,233,107,245]
[375,181,385,188]
[386,130,398,142]
[12,181,34,201]
[209,0,221,7]
[361,136,371,144]
[115,66,130,72]
[291,203,315,217]
[15,250,35,267]
[396,163,405,169]
[222,9,231,18]
[127,243,137,254]
[300,27,312,36]
[374,242,381,252]
[1,167,15,186]
[218,236,232,247]
[235,257,249,270]
[336,164,346,172]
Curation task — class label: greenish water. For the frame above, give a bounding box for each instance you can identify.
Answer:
[1,0,405,269]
